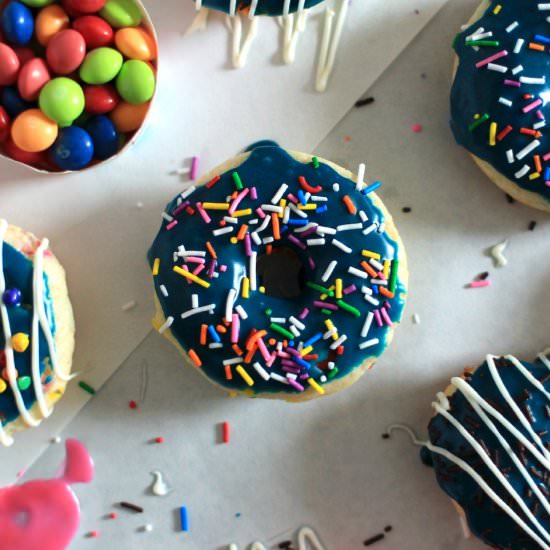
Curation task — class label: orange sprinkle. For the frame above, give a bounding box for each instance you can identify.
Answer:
[268,338,276,346]
[225,365,233,380]
[496,125,513,141]
[216,325,228,334]
[200,324,207,346]
[246,329,268,350]
[529,42,545,52]
[237,224,248,241]
[379,287,395,299]
[271,213,281,240]
[534,154,542,174]
[520,128,539,137]
[232,344,244,356]
[266,244,273,255]
[244,346,256,364]
[206,241,217,259]
[360,261,378,278]
[342,195,357,215]
[188,349,202,367]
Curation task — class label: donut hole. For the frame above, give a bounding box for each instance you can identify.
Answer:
[257,247,306,299]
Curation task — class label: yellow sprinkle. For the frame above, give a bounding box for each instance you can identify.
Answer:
[361,250,381,260]
[383,259,391,279]
[242,277,250,298]
[493,3,501,14]
[297,204,317,210]
[279,199,287,218]
[259,286,266,294]
[152,258,160,276]
[335,278,343,299]
[173,266,211,288]
[301,346,313,357]
[230,237,238,244]
[529,172,540,180]
[0,379,6,393]
[324,320,334,331]
[489,122,497,146]
[232,208,253,217]
[201,202,230,210]
[308,378,325,395]
[236,365,254,386]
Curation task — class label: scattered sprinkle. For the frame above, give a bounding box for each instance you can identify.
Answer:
[412,314,421,324]
[355,96,375,108]
[222,421,230,444]
[154,437,164,444]
[78,381,96,395]
[120,501,144,514]
[129,400,138,410]
[179,506,189,532]
[490,239,509,267]
[528,220,537,231]
[364,533,385,546]
[411,123,423,133]
[122,300,137,312]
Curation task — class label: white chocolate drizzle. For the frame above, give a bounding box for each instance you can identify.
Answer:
[228,525,326,549]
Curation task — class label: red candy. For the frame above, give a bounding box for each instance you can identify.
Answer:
[13,46,34,67]
[0,43,20,86]
[0,106,10,143]
[84,84,119,114]
[64,0,106,14]
[4,137,51,170]
[72,15,113,49]
[17,58,51,101]
[46,29,86,74]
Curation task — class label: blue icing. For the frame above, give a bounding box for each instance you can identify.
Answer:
[451,0,550,204]
[427,356,550,550]
[148,144,406,396]
[0,242,55,425]
[197,0,324,16]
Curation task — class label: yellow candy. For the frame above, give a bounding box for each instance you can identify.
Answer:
[115,27,157,61]
[36,4,70,46]
[12,333,30,353]
[0,378,6,394]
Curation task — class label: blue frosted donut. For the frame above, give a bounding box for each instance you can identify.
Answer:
[451,0,550,211]
[195,0,325,16]
[148,142,407,401]
[425,354,550,549]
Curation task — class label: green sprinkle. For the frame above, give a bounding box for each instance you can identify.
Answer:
[265,308,272,316]
[17,376,31,391]
[306,281,334,297]
[468,113,490,132]
[465,40,500,47]
[78,381,96,395]
[269,323,294,340]
[312,156,319,168]
[389,260,399,293]
[336,300,361,317]
[321,309,333,316]
[232,172,244,191]
[327,367,339,379]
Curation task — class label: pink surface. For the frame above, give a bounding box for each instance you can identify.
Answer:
[0,439,94,550]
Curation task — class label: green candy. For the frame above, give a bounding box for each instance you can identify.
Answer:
[17,376,32,391]
[19,0,55,6]
[80,47,123,85]
[100,0,142,28]
[39,78,85,127]
[116,60,155,104]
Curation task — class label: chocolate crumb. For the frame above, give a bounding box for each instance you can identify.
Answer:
[402,207,412,213]
[364,534,385,546]
[528,220,537,231]
[355,97,375,108]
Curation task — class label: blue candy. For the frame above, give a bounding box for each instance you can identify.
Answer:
[51,127,94,171]
[1,2,34,46]
[1,87,33,118]
[84,115,118,160]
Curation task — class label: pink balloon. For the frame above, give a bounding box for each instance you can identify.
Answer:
[46,29,86,75]
[17,58,51,101]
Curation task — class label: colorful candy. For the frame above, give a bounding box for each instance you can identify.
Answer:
[1,2,34,45]
[80,47,123,84]
[114,26,155,60]
[110,99,148,132]
[72,14,113,48]
[46,29,86,74]
[83,84,119,113]
[0,43,21,86]
[39,77,85,126]
[51,126,94,169]
[17,58,51,101]
[116,59,155,104]
[84,114,117,159]
[100,0,141,28]
[11,109,58,152]
[35,4,70,45]
[0,108,10,143]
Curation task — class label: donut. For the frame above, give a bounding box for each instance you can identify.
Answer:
[148,142,408,402]
[0,220,74,446]
[193,0,325,17]
[424,353,550,549]
[451,0,550,212]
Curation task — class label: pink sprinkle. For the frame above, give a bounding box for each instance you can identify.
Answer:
[313,301,337,310]
[190,156,199,181]
[219,265,227,272]
[192,264,205,276]
[536,110,545,120]
[380,307,393,327]
[185,256,205,264]
[546,181,550,187]
[231,314,239,343]
[277,351,291,359]
[287,235,306,250]
[266,353,276,367]
[504,79,521,88]
[374,309,383,327]
[287,193,299,204]
[543,152,550,161]
[287,378,305,392]
[172,201,190,217]
[16,469,26,479]
[166,220,178,231]
[196,203,212,224]
[522,99,542,113]
[308,257,316,270]
[207,260,217,278]
[475,49,508,68]
[250,186,258,200]
[257,337,271,362]
[343,284,357,295]
[299,308,310,319]
[468,279,492,289]
[411,123,423,133]
[244,233,252,256]
[256,207,266,219]
[228,187,250,215]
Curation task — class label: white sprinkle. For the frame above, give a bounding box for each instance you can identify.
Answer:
[519,76,545,85]
[487,63,507,73]
[295,222,318,233]
[191,294,199,308]
[235,305,248,319]
[224,216,239,224]
[361,286,373,295]
[160,285,169,297]
[261,204,283,213]
[288,203,307,218]
[533,121,546,130]
[362,223,377,235]
[310,196,328,202]
[361,311,374,338]
[490,239,509,268]
[213,226,234,236]
[283,207,290,224]
[181,304,215,320]
[514,38,525,53]
[506,21,518,32]
[337,223,363,231]
[499,97,513,107]
[271,183,288,204]
[179,251,206,257]
[320,375,327,383]
[328,362,336,370]
[332,183,340,192]
[412,314,421,324]
[323,328,337,340]
[271,373,290,384]
[511,65,523,75]
[377,222,385,233]
[506,149,515,164]
[158,317,174,334]
[262,236,274,244]
[249,251,257,291]
[289,316,306,330]
[162,212,174,222]
[180,186,196,200]
[371,279,388,286]
[51,436,61,444]
[369,258,384,271]
[270,317,287,323]
[225,289,237,322]
[251,232,261,245]
[359,338,380,350]
[290,325,300,338]
[516,140,540,160]
[223,357,242,366]
[209,343,223,349]
[331,239,352,254]
[321,260,338,282]
[539,3,550,10]
[248,218,259,225]
[122,301,137,312]
[307,238,326,246]
[348,266,368,279]
[286,373,297,381]
[253,362,270,381]
[356,163,366,190]
[257,215,272,233]
[514,165,530,179]
[359,210,369,223]
[229,545,238,550]
[143,524,154,533]
[330,335,347,349]
[316,225,337,235]
[363,294,380,307]
[470,31,492,40]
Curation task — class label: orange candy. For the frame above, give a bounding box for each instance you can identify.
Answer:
[11,109,58,153]
[110,100,149,133]
[35,5,70,46]
[115,27,157,61]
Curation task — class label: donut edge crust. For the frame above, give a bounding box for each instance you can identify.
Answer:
[452,0,550,213]
[152,149,408,403]
[3,224,75,438]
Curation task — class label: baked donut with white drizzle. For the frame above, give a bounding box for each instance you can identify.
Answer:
[148,141,408,402]
[0,220,74,446]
